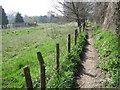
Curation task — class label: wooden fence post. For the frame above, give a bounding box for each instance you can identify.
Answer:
[37,52,46,90]
[68,34,71,53]
[23,66,33,90]
[75,29,78,45]
[56,43,60,72]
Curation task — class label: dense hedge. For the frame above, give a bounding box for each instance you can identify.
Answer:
[92,25,120,88]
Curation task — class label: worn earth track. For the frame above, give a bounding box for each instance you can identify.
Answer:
[74,29,104,88]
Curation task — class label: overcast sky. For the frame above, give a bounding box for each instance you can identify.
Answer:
[0,0,58,16]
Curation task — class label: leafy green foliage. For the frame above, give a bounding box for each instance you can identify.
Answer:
[92,25,120,88]
[54,31,88,88]
[43,31,87,88]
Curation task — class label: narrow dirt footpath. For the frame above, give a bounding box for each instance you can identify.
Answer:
[75,29,104,88]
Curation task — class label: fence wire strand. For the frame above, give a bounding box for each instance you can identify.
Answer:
[5,70,23,88]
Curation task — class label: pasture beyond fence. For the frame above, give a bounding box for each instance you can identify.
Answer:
[23,25,86,89]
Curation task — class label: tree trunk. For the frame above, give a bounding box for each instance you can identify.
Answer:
[77,19,81,32]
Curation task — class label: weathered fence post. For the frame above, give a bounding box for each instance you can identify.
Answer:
[56,43,60,72]
[37,52,46,90]
[75,29,78,45]
[68,34,71,53]
[23,66,33,90]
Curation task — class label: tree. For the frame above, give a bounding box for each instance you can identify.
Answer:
[24,15,39,23]
[116,2,120,36]
[46,11,58,23]
[15,12,24,23]
[55,1,89,31]
[0,6,2,26]
[87,2,120,36]
[1,6,8,29]
[93,2,109,24]
[39,16,48,23]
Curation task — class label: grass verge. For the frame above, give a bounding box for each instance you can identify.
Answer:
[92,25,120,88]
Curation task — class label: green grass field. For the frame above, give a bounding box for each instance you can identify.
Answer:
[2,23,77,88]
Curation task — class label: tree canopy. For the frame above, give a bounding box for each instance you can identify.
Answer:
[0,6,8,28]
[15,12,24,23]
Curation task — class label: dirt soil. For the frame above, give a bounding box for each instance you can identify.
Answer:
[74,29,105,88]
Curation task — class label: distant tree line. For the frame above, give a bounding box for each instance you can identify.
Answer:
[38,15,63,23]
[5,11,64,28]
[0,7,65,29]
[24,11,64,24]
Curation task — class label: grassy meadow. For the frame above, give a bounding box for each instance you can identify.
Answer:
[2,23,77,88]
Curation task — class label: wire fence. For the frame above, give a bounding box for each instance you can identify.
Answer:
[3,28,78,88]
[4,69,23,88]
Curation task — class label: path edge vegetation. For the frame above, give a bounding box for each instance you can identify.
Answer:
[92,25,120,88]
[50,31,88,88]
